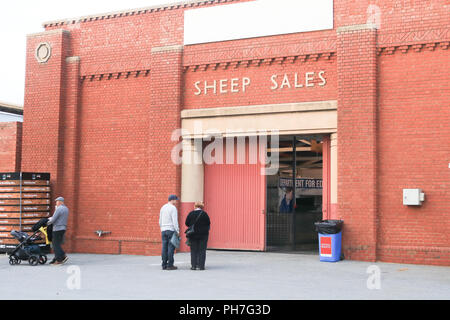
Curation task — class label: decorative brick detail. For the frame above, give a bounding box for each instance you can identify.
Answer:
[425,43,437,51]
[80,69,151,81]
[398,45,409,54]
[384,47,396,55]
[309,54,319,61]
[183,35,338,66]
[377,41,449,56]
[220,62,230,70]
[184,51,336,72]
[377,28,450,48]
[440,41,449,50]
[412,44,424,52]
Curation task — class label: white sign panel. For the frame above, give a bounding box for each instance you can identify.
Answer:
[184,0,334,45]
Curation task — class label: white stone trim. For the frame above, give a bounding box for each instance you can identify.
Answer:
[337,23,378,33]
[151,45,184,53]
[66,56,81,63]
[27,29,70,38]
[181,100,337,119]
[181,101,337,139]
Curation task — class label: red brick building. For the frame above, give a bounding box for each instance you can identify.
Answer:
[0,102,23,172]
[18,0,449,265]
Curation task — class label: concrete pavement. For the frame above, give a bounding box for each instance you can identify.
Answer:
[0,250,449,300]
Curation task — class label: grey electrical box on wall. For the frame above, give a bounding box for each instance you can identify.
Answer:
[403,189,425,206]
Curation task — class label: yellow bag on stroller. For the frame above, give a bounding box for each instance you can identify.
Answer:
[39,226,52,245]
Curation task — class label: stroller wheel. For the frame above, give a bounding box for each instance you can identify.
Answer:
[28,256,39,266]
[9,256,19,265]
[39,255,48,265]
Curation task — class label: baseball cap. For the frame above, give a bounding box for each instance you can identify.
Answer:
[168,195,179,201]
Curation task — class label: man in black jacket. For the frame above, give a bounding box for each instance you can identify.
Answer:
[185,201,210,270]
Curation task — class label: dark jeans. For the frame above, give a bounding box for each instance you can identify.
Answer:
[190,236,208,269]
[52,230,66,262]
[161,230,176,268]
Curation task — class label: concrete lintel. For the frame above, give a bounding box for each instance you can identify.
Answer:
[181,100,337,119]
[151,45,184,54]
[182,128,337,140]
[27,29,70,38]
[337,24,378,33]
[66,56,80,63]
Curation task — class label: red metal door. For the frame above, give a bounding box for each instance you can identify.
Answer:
[204,137,266,251]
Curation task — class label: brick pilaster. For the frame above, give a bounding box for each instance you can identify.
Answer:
[22,29,71,201]
[147,45,184,243]
[59,57,81,252]
[337,24,378,262]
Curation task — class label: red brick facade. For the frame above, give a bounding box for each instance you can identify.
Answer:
[0,122,22,172]
[17,0,449,265]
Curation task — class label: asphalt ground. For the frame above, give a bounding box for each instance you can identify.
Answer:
[0,250,449,300]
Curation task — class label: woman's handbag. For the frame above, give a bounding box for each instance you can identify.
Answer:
[185,210,203,238]
[170,232,181,249]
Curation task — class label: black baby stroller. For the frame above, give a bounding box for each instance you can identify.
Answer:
[8,218,51,266]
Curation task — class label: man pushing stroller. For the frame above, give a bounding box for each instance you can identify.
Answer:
[47,196,69,265]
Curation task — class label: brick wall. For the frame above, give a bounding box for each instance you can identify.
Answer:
[19,0,450,265]
[72,75,152,255]
[337,25,378,262]
[0,122,22,172]
[146,46,184,255]
[377,47,450,266]
[335,0,450,34]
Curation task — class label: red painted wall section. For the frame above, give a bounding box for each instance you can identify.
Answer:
[204,138,266,251]
[0,122,22,172]
[337,26,378,262]
[377,47,450,266]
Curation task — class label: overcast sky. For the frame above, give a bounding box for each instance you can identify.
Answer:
[0,0,179,106]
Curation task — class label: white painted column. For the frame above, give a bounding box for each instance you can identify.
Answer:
[181,138,204,203]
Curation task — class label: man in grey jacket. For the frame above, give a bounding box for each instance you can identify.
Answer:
[159,195,180,270]
[48,196,69,265]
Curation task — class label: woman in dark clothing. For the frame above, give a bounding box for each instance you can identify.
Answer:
[185,201,211,270]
